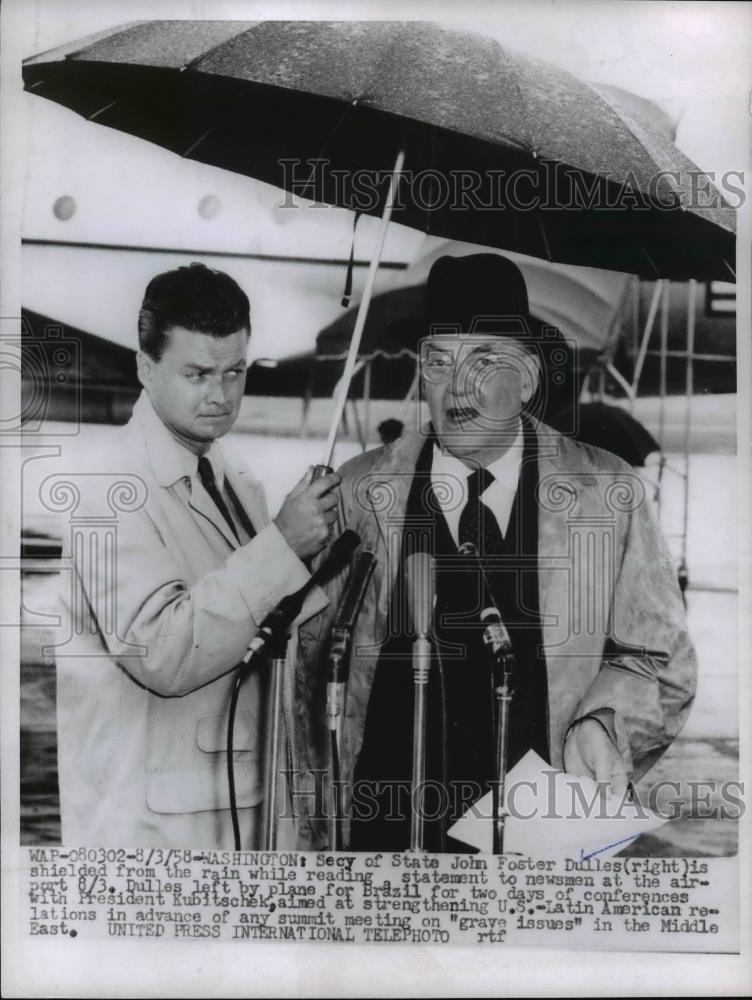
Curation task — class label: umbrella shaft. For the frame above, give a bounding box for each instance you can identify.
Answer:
[324,148,406,467]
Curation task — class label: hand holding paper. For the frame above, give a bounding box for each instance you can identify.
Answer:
[563,718,630,799]
[448,750,666,858]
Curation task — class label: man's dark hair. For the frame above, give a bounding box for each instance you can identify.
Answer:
[138,263,251,360]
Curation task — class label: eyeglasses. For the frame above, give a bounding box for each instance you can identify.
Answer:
[420,349,519,383]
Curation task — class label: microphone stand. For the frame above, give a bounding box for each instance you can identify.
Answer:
[410,626,432,852]
[462,541,516,856]
[326,551,377,850]
[326,626,348,851]
[260,632,288,851]
[492,647,514,856]
[405,552,435,853]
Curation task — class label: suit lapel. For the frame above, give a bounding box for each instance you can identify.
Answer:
[188,480,239,550]
[536,439,567,620]
[225,465,267,536]
[187,463,265,551]
[360,434,426,621]
[536,430,603,638]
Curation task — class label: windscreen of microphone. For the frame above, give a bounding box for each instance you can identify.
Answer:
[243,530,361,663]
[311,529,361,587]
[405,551,435,637]
[334,551,376,632]
[481,606,513,654]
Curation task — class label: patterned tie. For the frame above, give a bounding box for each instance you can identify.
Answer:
[197,456,240,543]
[458,467,501,554]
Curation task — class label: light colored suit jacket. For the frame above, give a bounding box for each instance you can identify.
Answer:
[55,392,322,847]
[294,423,697,848]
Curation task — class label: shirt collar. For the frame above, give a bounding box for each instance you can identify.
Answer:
[432,419,524,493]
[131,391,225,489]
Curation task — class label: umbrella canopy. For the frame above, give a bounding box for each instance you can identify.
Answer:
[24,20,735,280]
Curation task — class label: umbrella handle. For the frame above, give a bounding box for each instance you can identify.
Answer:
[322,148,406,468]
[312,463,345,536]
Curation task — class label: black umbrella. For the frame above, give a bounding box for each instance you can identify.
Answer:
[24,20,736,469]
[23,20,735,281]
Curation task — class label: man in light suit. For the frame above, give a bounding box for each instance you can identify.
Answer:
[56,263,339,847]
[294,254,696,852]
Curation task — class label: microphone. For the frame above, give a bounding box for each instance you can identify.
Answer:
[481,607,513,658]
[326,550,377,730]
[405,551,435,637]
[459,541,514,668]
[243,529,360,663]
[458,541,508,643]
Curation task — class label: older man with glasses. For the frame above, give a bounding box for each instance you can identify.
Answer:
[294,253,696,853]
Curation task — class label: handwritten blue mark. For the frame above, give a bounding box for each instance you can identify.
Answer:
[580,834,640,861]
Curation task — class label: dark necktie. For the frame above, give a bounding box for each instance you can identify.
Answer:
[458,467,503,553]
[197,456,240,544]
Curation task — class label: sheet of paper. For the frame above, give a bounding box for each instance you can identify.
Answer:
[448,749,667,858]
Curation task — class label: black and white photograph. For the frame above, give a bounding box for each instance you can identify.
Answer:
[2,0,750,995]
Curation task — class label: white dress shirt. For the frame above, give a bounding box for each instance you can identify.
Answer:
[431,421,524,543]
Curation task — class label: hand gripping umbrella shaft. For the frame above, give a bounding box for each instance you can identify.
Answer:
[320,148,406,471]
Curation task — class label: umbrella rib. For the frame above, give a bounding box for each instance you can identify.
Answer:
[87,99,119,121]
[57,21,146,63]
[311,98,360,172]
[586,82,670,190]
[535,211,553,262]
[640,247,661,281]
[721,259,736,281]
[508,52,534,155]
[181,126,216,158]
[179,25,255,72]
[507,55,552,265]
